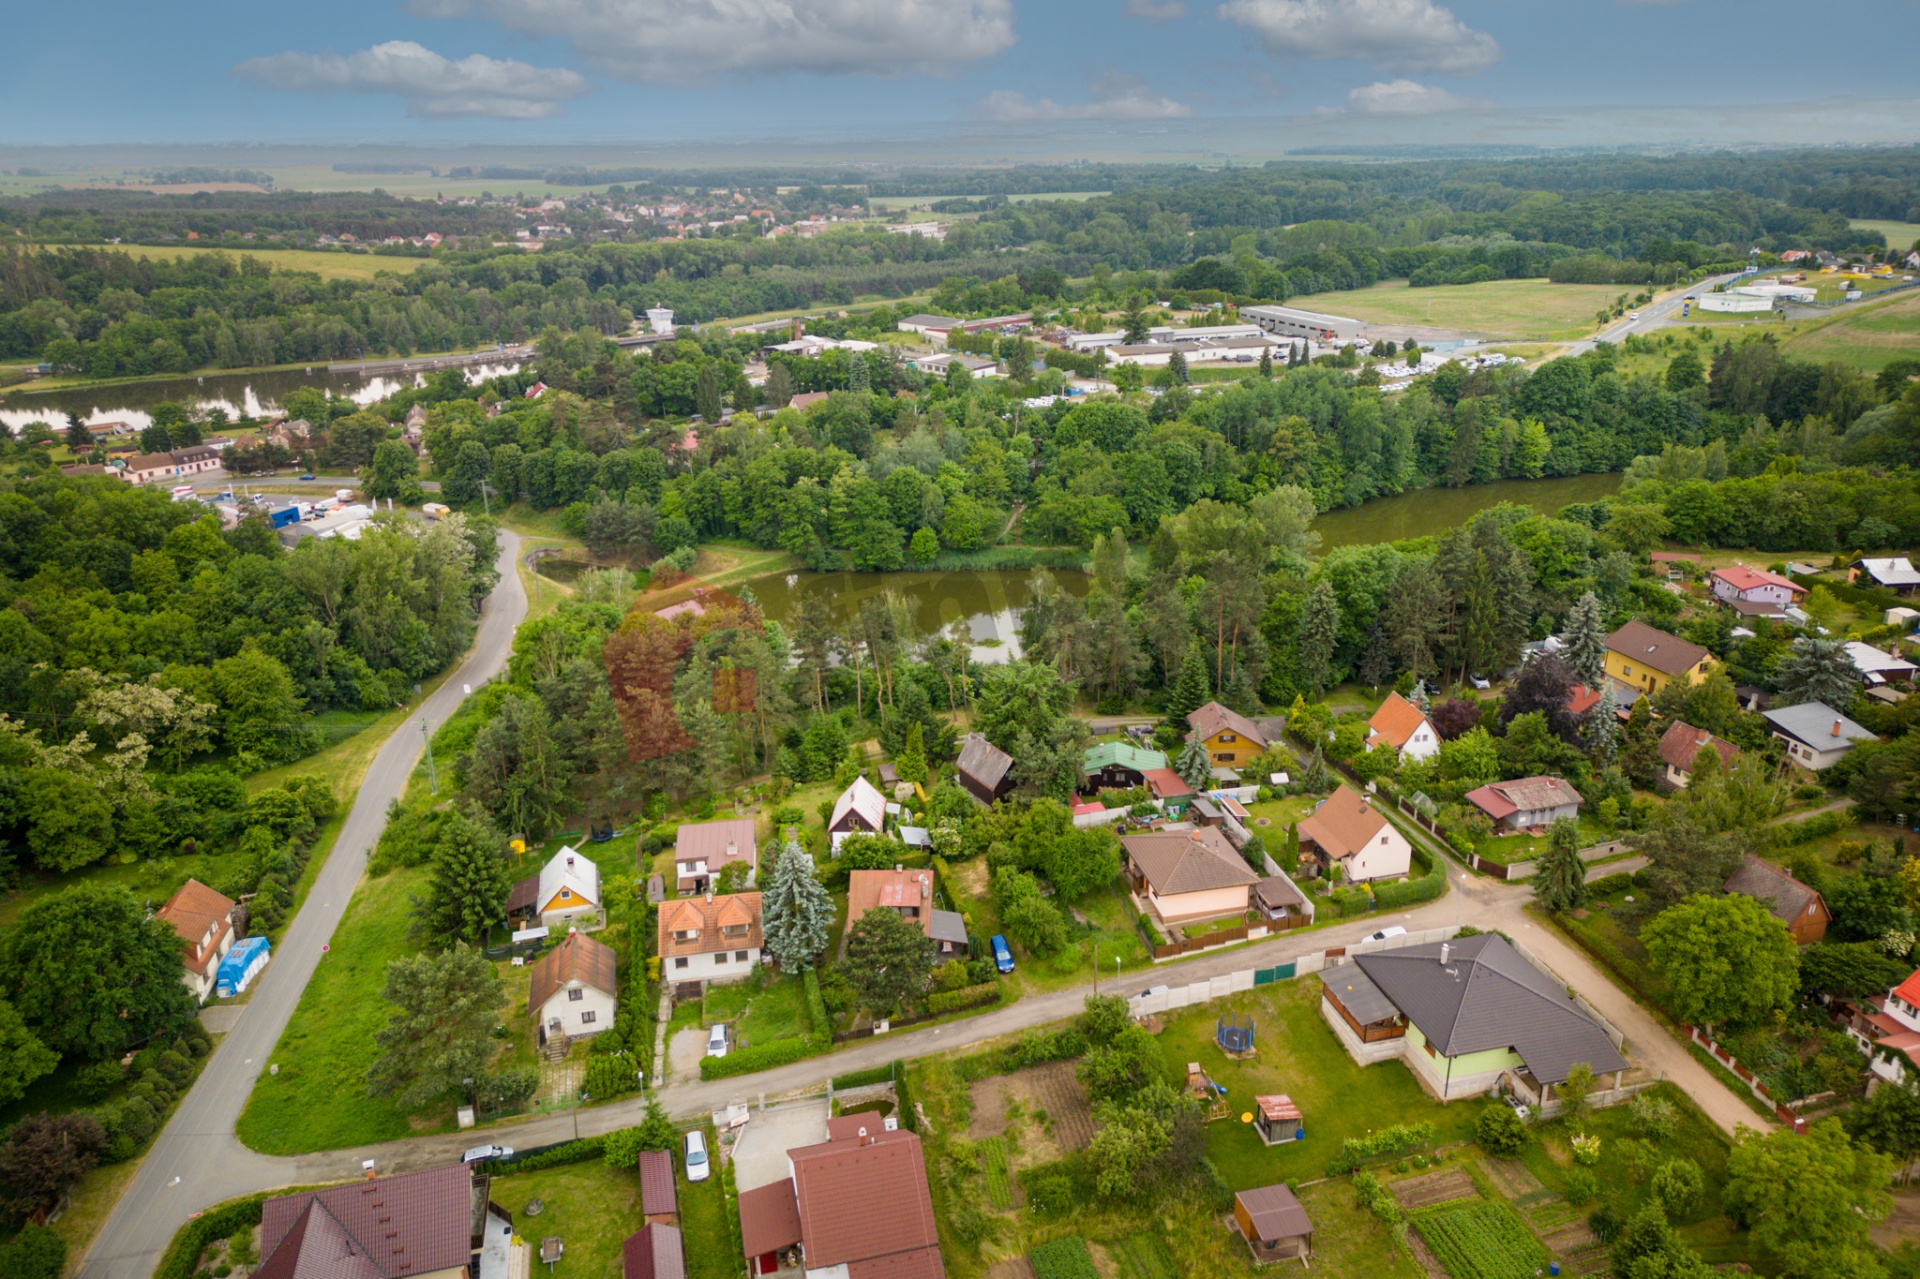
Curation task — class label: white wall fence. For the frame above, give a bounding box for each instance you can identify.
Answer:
[1128,926,1460,1018]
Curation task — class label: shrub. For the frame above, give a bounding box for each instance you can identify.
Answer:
[1628,1093,1678,1140]
[1021,1165,1077,1217]
[1351,1170,1402,1225]
[699,1036,820,1080]
[1588,1199,1623,1243]
[1137,913,1165,947]
[1652,1157,1703,1218]
[1327,1121,1436,1174]
[803,968,830,1043]
[1564,1167,1598,1206]
[832,1064,895,1090]
[1570,1132,1602,1166]
[154,1194,267,1279]
[498,1137,606,1173]
[74,1059,125,1102]
[582,1052,642,1100]
[1030,1237,1099,1279]
[0,1223,65,1279]
[1476,1105,1530,1156]
[603,1126,647,1169]
[927,982,1000,1014]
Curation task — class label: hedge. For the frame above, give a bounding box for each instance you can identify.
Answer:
[1778,809,1858,846]
[1587,871,1635,897]
[155,1193,269,1279]
[802,968,830,1043]
[497,1135,608,1172]
[700,1035,821,1080]
[1373,854,1446,910]
[930,856,971,927]
[891,1060,919,1132]
[832,1063,895,1090]
[926,982,1000,1015]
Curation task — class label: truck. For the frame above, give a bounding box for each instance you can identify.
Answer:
[422,502,451,521]
[313,497,341,514]
[268,505,302,529]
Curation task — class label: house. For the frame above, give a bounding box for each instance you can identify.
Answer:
[1710,564,1806,609]
[1233,1183,1314,1263]
[1141,768,1196,814]
[674,817,758,894]
[1464,776,1583,834]
[1605,621,1715,694]
[1186,701,1270,767]
[1763,701,1878,771]
[639,1148,679,1224]
[1851,557,1920,596]
[526,845,601,929]
[1656,721,1739,788]
[787,391,831,412]
[1122,827,1258,926]
[1082,741,1168,790]
[896,312,963,339]
[154,879,237,1003]
[737,1125,943,1279]
[1365,692,1439,762]
[258,1163,517,1279]
[1297,785,1413,884]
[955,733,1016,805]
[1321,934,1628,1103]
[1846,641,1917,686]
[828,776,888,840]
[1851,969,1920,1084]
[624,1223,686,1279]
[1725,855,1831,945]
[1649,551,1701,581]
[530,930,618,1043]
[658,892,764,984]
[122,446,222,486]
[848,867,969,958]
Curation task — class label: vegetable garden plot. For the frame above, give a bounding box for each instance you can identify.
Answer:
[1413,1203,1548,1279]
[1030,1237,1099,1279]
[1113,1233,1180,1279]
[978,1135,1014,1210]
[1389,1169,1477,1211]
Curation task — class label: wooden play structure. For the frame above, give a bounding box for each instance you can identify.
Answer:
[1186,1061,1230,1122]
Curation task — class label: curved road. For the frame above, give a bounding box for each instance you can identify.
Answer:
[79,530,528,1279]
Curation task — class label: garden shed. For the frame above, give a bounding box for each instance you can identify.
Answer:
[1233,1183,1313,1262]
[1252,1094,1303,1146]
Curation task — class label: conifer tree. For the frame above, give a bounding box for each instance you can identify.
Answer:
[416,812,514,944]
[1165,638,1212,723]
[1297,580,1341,694]
[1563,590,1609,689]
[761,839,832,971]
[1176,738,1214,791]
[1586,680,1619,762]
[1534,819,1589,912]
[1258,346,1272,379]
[896,722,928,785]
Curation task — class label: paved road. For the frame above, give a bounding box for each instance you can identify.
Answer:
[189,473,443,493]
[78,531,528,1279]
[1562,272,1745,359]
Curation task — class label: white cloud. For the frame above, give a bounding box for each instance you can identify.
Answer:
[411,0,1016,85]
[982,71,1195,122]
[1216,0,1501,75]
[1126,0,1190,21]
[1343,78,1487,114]
[233,40,589,119]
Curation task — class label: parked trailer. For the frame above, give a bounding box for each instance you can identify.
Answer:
[170,485,198,502]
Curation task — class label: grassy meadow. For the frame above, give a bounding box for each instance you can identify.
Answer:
[1286,279,1626,341]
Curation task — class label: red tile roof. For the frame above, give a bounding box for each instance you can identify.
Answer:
[1894,969,1920,1009]
[1657,721,1739,774]
[739,1180,803,1259]
[790,1131,941,1274]
[155,879,236,977]
[529,930,619,1012]
[261,1165,474,1279]
[1297,786,1391,861]
[252,1199,385,1279]
[639,1148,678,1218]
[1366,692,1429,751]
[624,1223,687,1279]
[1711,565,1805,597]
[1142,768,1194,799]
[1565,685,1601,716]
[1464,777,1583,821]
[658,892,763,961]
[847,869,934,936]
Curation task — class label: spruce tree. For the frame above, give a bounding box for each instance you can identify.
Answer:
[848,351,871,394]
[1301,744,1335,792]
[1410,678,1431,714]
[896,722,928,785]
[761,839,832,971]
[1563,590,1609,689]
[416,812,514,944]
[1168,349,1190,384]
[1586,680,1619,763]
[1165,638,1212,723]
[1297,581,1341,694]
[1258,346,1273,379]
[1357,622,1395,690]
[1176,738,1214,791]
[1534,819,1589,912]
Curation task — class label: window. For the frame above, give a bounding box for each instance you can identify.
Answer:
[568,988,583,1002]
[1380,835,1388,844]
[674,957,689,969]
[736,950,749,962]
[715,952,728,964]
[559,888,571,899]
[1219,732,1237,743]
[580,1011,596,1024]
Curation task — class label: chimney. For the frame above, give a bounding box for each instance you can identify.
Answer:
[705,890,714,904]
[566,855,575,869]
[790,316,804,340]
[895,863,903,873]
[1439,942,1450,965]
[1833,719,1843,737]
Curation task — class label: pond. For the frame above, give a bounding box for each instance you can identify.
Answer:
[740,567,1091,664]
[0,359,525,432]
[1309,473,1625,549]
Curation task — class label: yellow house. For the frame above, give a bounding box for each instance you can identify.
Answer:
[1604,621,1715,695]
[1186,701,1272,767]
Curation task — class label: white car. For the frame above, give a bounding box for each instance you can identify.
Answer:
[684,1130,710,1182]
[1366,927,1407,943]
[706,1023,729,1058]
[1628,311,1640,320]
[463,1144,512,1164]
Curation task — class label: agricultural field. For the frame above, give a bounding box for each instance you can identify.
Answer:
[1413,1201,1547,1279]
[1849,218,1920,250]
[1783,290,1920,371]
[1029,1236,1099,1279]
[31,242,432,281]
[1285,279,1626,342]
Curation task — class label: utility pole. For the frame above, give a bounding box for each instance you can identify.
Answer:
[422,718,439,793]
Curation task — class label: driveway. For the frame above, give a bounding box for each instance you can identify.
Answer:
[728,1101,830,1193]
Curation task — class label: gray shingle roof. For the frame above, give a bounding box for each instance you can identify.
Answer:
[1353,934,1626,1084]
[1725,854,1823,926]
[1762,701,1876,749]
[956,733,1014,790]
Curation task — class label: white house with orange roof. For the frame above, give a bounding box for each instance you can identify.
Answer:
[1710,564,1806,610]
[1852,968,1920,1084]
[1364,692,1438,763]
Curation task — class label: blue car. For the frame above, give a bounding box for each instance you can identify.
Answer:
[991,935,1014,974]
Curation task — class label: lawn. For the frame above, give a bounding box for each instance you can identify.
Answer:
[1157,973,1479,1189]
[33,242,432,282]
[679,1128,741,1279]
[1849,218,1920,250]
[488,1161,642,1278]
[1783,289,1920,371]
[702,971,810,1049]
[1285,279,1627,342]
[1295,1180,1424,1278]
[1466,813,1621,867]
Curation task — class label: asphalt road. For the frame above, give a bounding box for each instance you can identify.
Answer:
[1562,272,1746,358]
[77,530,527,1279]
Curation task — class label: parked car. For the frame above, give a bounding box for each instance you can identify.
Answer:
[991,935,1015,974]
[1366,927,1407,943]
[463,1144,512,1164]
[298,474,315,481]
[706,1023,729,1058]
[685,1130,710,1182]
[1627,311,1640,320]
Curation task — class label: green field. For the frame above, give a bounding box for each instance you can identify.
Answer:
[33,243,432,281]
[1783,290,1920,370]
[1849,218,1920,251]
[1285,279,1625,341]
[866,192,1108,212]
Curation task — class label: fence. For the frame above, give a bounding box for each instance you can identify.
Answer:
[1466,839,1636,883]
[1127,926,1460,1019]
[1684,1025,1810,1133]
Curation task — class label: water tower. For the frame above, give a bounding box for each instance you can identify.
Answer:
[646,308,676,334]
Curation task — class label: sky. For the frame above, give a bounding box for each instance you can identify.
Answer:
[7,0,1920,152]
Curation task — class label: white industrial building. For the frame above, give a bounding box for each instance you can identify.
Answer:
[1241,304,1366,343]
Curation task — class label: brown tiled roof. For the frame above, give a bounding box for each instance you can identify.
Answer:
[1725,855,1826,927]
[1141,767,1195,799]
[674,818,758,872]
[1606,621,1711,678]
[506,874,539,916]
[639,1149,678,1218]
[529,930,619,1011]
[848,1248,947,1279]
[1297,786,1390,861]
[1237,1184,1313,1242]
[657,892,763,960]
[1366,693,1429,750]
[1187,701,1269,748]
[846,869,934,937]
[1122,828,1258,896]
[252,1199,385,1279]
[261,1165,474,1279]
[155,878,236,976]
[1657,721,1739,774]
[1255,876,1306,912]
[624,1223,687,1279]
[739,1179,803,1259]
[790,1131,940,1273]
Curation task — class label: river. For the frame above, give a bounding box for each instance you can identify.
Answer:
[1309,472,1625,549]
[0,360,524,432]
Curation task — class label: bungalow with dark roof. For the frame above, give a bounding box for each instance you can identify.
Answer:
[1464,776,1583,834]
[1724,855,1830,945]
[955,733,1015,806]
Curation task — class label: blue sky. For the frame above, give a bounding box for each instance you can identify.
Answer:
[8,0,1920,149]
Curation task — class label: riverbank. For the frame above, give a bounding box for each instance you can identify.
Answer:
[1311,472,1625,549]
